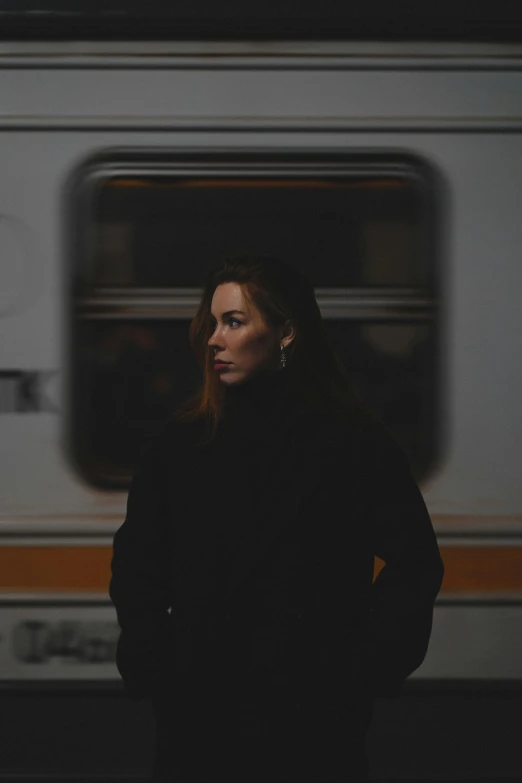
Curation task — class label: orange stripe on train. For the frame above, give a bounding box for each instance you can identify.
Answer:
[0,546,521,594]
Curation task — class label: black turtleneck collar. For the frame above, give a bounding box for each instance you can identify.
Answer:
[223,369,309,445]
[226,367,289,405]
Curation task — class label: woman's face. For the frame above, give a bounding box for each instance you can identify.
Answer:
[208,282,292,386]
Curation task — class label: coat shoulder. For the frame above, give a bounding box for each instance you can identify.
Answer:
[134,414,210,475]
[314,404,404,461]
[308,406,414,499]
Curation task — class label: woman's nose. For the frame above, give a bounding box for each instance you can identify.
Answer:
[208,328,223,348]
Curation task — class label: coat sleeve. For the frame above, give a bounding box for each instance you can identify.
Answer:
[363,426,444,698]
[109,430,175,700]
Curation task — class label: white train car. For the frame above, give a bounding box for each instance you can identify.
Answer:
[0,36,522,689]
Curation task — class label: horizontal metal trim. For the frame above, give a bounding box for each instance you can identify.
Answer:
[1,117,522,133]
[80,287,431,299]
[432,514,522,535]
[436,531,522,541]
[0,531,119,542]
[0,537,114,547]
[91,287,203,296]
[83,162,420,177]
[75,290,436,321]
[1,517,521,541]
[3,534,522,548]
[2,40,522,58]
[76,298,435,308]
[1,591,522,608]
[2,57,522,72]
[0,517,123,537]
[1,591,521,608]
[77,295,200,311]
[0,592,111,605]
[436,536,522,547]
[91,286,426,295]
[76,309,435,321]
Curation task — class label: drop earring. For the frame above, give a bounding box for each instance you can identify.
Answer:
[280,344,287,369]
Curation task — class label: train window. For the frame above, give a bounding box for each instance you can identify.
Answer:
[70,152,439,487]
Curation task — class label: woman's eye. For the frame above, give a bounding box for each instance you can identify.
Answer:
[209,318,241,329]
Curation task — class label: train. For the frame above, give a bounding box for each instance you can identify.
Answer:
[0,35,522,694]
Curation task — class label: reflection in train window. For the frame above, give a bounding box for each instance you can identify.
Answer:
[71,152,439,487]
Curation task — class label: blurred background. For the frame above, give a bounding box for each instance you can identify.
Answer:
[0,1,522,781]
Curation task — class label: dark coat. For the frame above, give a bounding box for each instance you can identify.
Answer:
[109,372,443,733]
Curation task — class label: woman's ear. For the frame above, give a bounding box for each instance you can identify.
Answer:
[280,319,296,348]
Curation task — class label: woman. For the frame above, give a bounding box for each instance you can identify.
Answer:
[109,255,444,782]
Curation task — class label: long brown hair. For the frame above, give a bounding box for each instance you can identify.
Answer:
[175,254,360,438]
